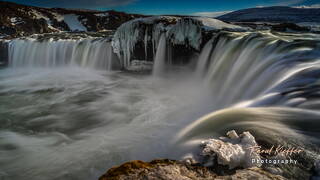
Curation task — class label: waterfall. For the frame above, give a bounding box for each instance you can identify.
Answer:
[195,31,320,110]
[152,33,167,76]
[176,32,320,166]
[8,38,119,70]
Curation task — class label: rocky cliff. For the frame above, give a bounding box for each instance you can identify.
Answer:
[0,1,144,38]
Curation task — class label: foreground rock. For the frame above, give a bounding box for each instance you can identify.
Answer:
[99,159,286,180]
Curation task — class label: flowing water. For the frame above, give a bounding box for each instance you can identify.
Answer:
[8,38,118,70]
[1,31,320,179]
[152,33,167,76]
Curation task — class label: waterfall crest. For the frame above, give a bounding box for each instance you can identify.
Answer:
[8,38,119,70]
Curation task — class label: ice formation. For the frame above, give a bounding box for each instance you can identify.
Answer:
[126,60,153,72]
[112,16,177,68]
[188,130,261,169]
[166,18,203,50]
[111,15,248,69]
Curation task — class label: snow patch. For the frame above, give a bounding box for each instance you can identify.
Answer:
[10,17,23,25]
[194,17,249,31]
[63,14,87,32]
[95,13,109,17]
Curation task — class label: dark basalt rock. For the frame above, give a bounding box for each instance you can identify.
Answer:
[99,159,287,180]
[271,23,310,32]
[0,41,8,67]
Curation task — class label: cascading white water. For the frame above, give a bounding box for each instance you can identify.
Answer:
[176,32,320,179]
[8,38,118,70]
[195,31,320,110]
[152,33,167,76]
[175,31,320,159]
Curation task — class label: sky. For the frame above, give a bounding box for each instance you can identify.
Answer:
[3,0,320,16]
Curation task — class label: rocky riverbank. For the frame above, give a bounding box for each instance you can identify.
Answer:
[99,130,320,180]
[99,159,286,180]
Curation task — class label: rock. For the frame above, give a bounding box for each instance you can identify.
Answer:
[0,41,8,67]
[311,159,320,180]
[99,159,286,180]
[271,23,310,32]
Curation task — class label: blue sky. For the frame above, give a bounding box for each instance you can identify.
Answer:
[4,0,320,15]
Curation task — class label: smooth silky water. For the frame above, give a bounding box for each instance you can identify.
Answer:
[1,31,320,179]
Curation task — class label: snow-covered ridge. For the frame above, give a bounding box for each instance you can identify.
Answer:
[217,6,320,23]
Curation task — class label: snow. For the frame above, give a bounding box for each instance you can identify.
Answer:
[95,13,109,17]
[10,17,23,25]
[63,14,87,32]
[32,12,87,32]
[185,130,261,169]
[194,17,250,31]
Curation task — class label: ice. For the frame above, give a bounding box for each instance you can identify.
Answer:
[167,18,202,50]
[112,16,249,69]
[190,130,261,169]
[112,16,176,68]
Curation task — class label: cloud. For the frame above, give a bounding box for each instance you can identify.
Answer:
[31,0,137,9]
[192,11,232,17]
[294,4,320,8]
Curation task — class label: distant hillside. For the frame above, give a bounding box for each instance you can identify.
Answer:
[0,1,144,37]
[217,6,320,23]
